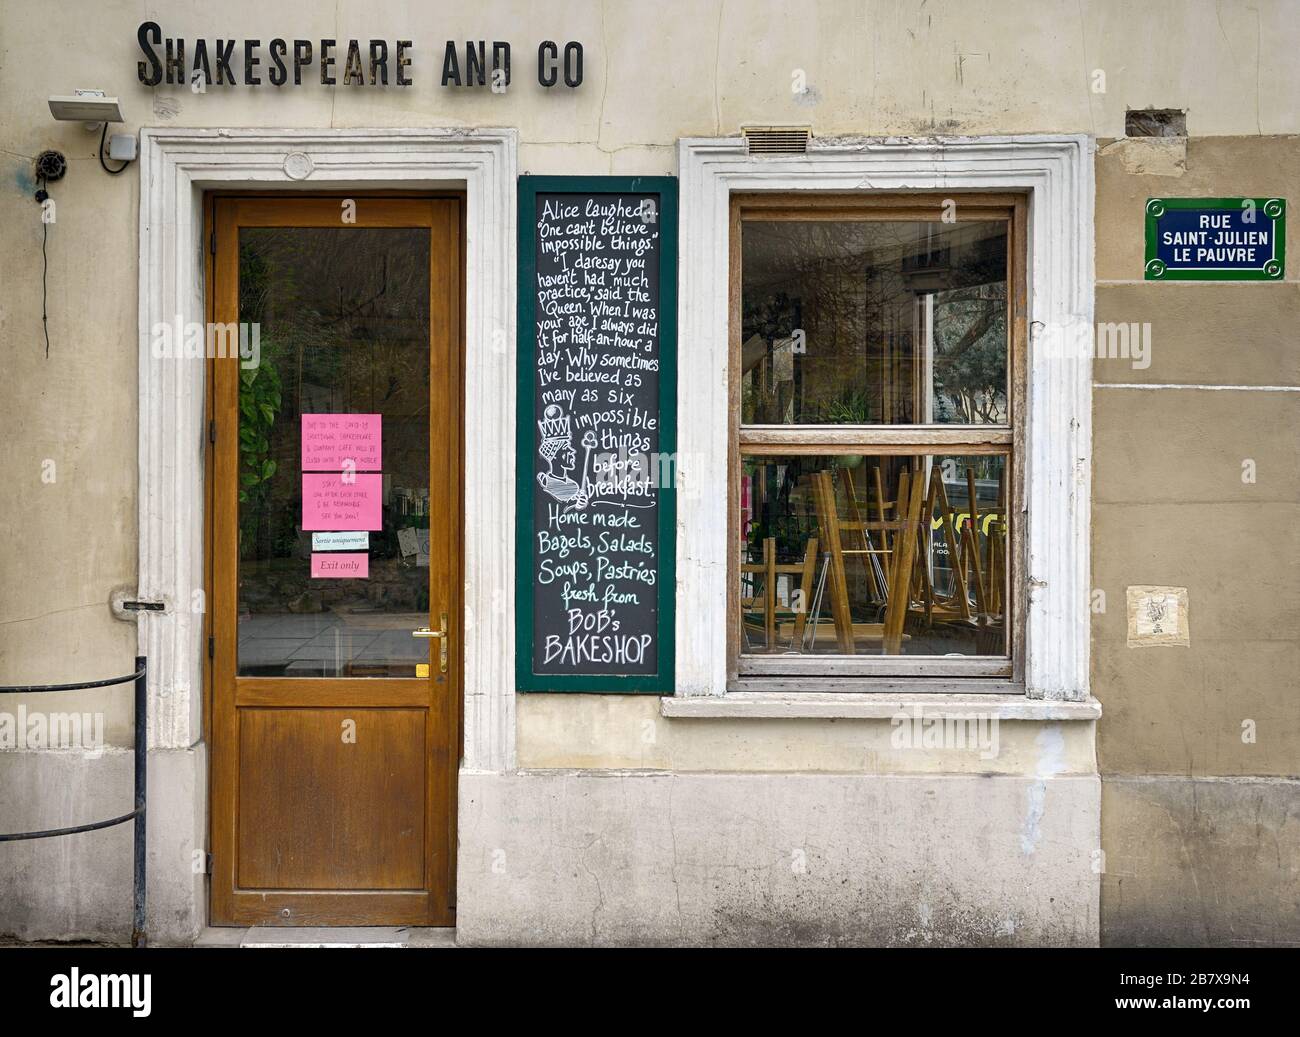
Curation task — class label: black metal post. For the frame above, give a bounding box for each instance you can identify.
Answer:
[131,655,147,948]
[0,658,149,947]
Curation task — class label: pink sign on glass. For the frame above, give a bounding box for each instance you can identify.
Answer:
[301,413,382,471]
[301,473,383,531]
[310,552,369,579]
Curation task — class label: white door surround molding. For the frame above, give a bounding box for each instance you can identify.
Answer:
[136,127,518,770]
[674,135,1095,701]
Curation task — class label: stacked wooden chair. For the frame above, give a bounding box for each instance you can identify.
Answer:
[739,535,820,653]
[741,463,1006,656]
[804,465,924,654]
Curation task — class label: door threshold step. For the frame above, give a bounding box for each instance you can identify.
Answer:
[196,926,456,948]
[243,926,407,948]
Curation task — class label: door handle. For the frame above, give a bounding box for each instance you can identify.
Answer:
[411,612,449,673]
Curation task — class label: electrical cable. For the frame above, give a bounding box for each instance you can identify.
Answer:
[42,217,50,358]
[36,173,51,358]
[31,152,66,360]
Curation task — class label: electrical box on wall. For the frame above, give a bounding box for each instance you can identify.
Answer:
[109,134,138,161]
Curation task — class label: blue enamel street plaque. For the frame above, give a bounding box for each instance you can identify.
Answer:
[1145,197,1286,281]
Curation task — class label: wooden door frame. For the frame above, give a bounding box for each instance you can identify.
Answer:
[203,192,466,926]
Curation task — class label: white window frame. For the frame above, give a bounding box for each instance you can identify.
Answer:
[673,135,1094,703]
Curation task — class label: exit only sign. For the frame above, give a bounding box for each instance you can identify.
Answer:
[1145,197,1286,280]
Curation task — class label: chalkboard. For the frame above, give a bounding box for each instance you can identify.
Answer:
[516,176,676,693]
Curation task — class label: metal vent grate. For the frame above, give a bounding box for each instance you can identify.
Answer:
[743,126,811,155]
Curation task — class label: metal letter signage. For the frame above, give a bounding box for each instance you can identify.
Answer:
[516,176,677,693]
[135,22,583,90]
[1145,197,1286,281]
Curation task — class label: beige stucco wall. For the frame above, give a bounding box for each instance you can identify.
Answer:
[517,693,1098,773]
[0,0,1292,728]
[0,1,1295,944]
[1,0,1294,701]
[1091,134,1299,944]
[1092,135,1298,780]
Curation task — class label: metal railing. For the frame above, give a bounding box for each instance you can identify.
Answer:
[0,656,147,947]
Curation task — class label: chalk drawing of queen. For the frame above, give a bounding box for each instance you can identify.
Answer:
[536,404,588,508]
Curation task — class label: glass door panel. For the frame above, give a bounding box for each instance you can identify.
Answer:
[235,226,432,677]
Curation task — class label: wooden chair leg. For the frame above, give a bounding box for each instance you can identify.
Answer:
[872,466,892,587]
[963,523,989,615]
[884,469,924,655]
[917,466,938,616]
[894,468,917,609]
[989,467,1006,617]
[813,470,855,655]
[763,536,776,651]
[791,537,819,646]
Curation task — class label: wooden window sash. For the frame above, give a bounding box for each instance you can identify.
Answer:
[740,427,1012,452]
[729,193,1027,685]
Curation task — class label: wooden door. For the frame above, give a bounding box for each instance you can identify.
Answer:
[208,197,461,926]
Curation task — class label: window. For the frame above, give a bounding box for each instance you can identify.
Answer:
[730,194,1026,680]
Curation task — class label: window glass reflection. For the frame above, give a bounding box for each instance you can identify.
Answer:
[236,227,431,678]
[741,221,1008,425]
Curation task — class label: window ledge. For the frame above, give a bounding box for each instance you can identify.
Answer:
[661,691,1102,722]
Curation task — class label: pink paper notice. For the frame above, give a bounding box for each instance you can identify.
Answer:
[301,413,382,471]
[301,473,383,531]
[310,552,369,579]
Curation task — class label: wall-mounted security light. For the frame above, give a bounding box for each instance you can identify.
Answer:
[46,89,136,173]
[48,90,124,131]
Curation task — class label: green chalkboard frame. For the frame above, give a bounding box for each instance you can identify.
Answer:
[1144,197,1286,281]
[515,175,677,693]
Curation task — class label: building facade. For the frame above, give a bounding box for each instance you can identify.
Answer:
[0,0,1296,946]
